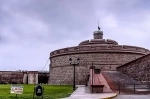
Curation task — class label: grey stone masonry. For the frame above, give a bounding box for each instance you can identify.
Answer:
[49,30,150,85]
[117,53,150,82]
[49,53,144,85]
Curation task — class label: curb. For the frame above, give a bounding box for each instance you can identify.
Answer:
[101,93,117,99]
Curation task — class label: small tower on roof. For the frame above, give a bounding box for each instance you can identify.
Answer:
[93,22,103,39]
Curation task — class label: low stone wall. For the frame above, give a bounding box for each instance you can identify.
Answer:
[0,71,23,84]
[117,54,150,82]
[0,71,40,84]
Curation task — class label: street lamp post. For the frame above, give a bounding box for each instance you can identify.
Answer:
[69,58,80,91]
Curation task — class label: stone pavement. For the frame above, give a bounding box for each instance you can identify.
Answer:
[61,85,116,99]
[113,95,150,99]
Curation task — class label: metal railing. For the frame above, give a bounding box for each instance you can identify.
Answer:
[118,83,150,94]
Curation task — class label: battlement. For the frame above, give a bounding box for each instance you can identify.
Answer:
[49,29,150,85]
[50,30,150,58]
[79,39,118,46]
[50,45,150,58]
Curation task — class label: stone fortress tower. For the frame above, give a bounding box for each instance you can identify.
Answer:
[49,28,150,85]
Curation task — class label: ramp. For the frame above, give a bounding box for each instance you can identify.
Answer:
[101,71,150,94]
[88,67,112,93]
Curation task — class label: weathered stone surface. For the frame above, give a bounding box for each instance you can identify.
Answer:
[117,54,150,82]
[49,30,150,85]
[49,53,144,85]
[0,71,46,84]
[28,71,38,84]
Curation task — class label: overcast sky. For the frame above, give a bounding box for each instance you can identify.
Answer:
[0,0,150,71]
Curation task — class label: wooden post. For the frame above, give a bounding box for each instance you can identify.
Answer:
[118,83,120,94]
[92,62,93,93]
[134,84,135,94]
[42,87,44,99]
[33,87,35,99]
[16,94,18,99]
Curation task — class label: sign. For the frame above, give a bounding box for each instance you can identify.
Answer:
[10,85,23,94]
[35,85,43,96]
[33,85,44,99]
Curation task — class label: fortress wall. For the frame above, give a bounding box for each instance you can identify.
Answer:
[51,53,143,69]
[0,71,24,84]
[0,71,48,84]
[117,54,150,82]
[50,45,149,57]
[49,65,90,85]
[49,53,144,85]
[28,71,38,84]
[28,73,34,84]
[23,72,27,84]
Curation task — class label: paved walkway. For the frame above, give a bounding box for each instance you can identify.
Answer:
[113,95,150,99]
[61,85,150,99]
[61,85,116,99]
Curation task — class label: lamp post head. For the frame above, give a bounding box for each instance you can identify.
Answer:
[69,58,80,64]
[69,58,72,64]
[77,58,80,64]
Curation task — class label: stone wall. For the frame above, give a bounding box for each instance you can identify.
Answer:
[0,71,23,84]
[0,71,39,84]
[117,54,150,82]
[23,72,28,84]
[49,66,89,85]
[49,52,144,85]
[38,71,49,84]
[28,71,38,84]
[50,45,149,58]
[49,30,150,85]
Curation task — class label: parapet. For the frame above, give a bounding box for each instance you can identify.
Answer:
[28,71,38,74]
[79,39,118,46]
[50,29,150,57]
[50,44,150,58]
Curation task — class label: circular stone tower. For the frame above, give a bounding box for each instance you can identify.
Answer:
[49,29,150,85]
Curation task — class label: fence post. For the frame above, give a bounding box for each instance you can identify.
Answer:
[92,63,93,94]
[118,83,120,94]
[134,84,135,94]
[149,84,150,94]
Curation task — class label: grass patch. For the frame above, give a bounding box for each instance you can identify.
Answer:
[0,84,73,99]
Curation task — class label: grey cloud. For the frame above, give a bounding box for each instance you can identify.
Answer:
[0,0,96,45]
[0,0,150,70]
